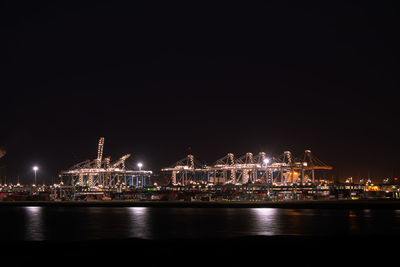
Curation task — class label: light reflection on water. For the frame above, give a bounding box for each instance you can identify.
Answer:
[128,207,151,239]
[252,208,279,236]
[394,210,400,217]
[0,207,400,241]
[24,206,44,241]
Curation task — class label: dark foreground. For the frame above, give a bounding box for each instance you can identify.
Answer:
[2,235,396,265]
[2,199,400,209]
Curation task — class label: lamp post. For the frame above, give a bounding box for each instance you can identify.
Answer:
[33,166,39,186]
[137,162,143,187]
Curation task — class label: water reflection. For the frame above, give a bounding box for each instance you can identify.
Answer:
[251,208,279,236]
[24,206,44,241]
[348,210,359,232]
[1,207,399,241]
[128,207,151,239]
[363,209,371,218]
[395,210,400,217]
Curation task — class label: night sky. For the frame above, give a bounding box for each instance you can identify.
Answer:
[1,1,399,183]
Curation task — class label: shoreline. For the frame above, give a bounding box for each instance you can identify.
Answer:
[1,199,400,209]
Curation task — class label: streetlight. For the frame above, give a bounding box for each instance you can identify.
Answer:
[137,162,143,187]
[33,166,39,185]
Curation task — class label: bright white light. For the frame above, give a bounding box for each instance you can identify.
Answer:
[33,166,39,171]
[137,162,143,168]
[263,158,270,164]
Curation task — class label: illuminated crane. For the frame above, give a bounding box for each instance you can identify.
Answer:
[61,138,152,189]
[163,150,333,186]
[111,154,131,169]
[161,154,207,185]
[96,137,105,169]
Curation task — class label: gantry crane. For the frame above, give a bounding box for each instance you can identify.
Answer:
[162,150,333,186]
[61,138,152,188]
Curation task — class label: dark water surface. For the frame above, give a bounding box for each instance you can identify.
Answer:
[1,207,400,241]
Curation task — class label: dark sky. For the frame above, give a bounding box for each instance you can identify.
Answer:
[1,1,399,183]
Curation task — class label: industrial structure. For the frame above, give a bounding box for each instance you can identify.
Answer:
[60,138,152,189]
[162,150,332,186]
[5,141,400,202]
[59,137,333,195]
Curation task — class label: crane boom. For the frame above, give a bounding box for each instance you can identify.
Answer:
[112,154,131,168]
[96,137,105,169]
